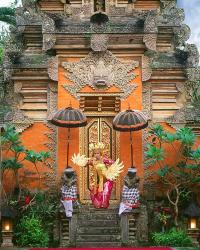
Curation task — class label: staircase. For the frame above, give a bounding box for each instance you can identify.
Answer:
[76,206,121,247]
[59,205,144,247]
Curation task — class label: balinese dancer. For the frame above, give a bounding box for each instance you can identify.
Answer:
[72,142,124,208]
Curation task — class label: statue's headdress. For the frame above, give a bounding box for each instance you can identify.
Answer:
[89,142,105,153]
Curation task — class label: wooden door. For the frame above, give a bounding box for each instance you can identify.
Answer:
[79,117,121,204]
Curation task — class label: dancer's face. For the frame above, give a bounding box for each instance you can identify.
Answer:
[93,150,101,160]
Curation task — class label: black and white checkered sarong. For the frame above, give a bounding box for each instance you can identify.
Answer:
[122,186,139,205]
[61,185,77,199]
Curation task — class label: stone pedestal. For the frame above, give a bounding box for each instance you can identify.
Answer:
[120,209,140,246]
[187,228,200,248]
[1,231,13,247]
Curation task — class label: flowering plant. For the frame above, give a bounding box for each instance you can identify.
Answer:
[155,206,174,231]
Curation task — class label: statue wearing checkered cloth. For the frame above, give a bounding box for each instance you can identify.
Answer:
[119,169,140,215]
[61,168,78,218]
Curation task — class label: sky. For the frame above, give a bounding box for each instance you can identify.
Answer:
[0,0,200,53]
[177,0,200,52]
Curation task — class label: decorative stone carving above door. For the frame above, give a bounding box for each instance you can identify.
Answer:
[62,50,139,99]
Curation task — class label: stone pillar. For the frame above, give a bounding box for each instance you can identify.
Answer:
[1,231,13,247]
[187,228,200,248]
[120,210,140,246]
[136,204,148,245]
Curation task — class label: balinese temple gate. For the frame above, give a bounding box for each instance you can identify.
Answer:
[2,0,200,247]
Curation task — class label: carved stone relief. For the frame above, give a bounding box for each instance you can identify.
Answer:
[160,0,184,26]
[48,56,58,82]
[91,34,109,51]
[45,122,57,170]
[41,13,56,51]
[166,107,187,131]
[185,68,200,123]
[174,24,191,48]
[5,80,33,132]
[90,22,109,51]
[166,83,187,128]
[44,122,58,191]
[142,82,152,120]
[21,0,38,16]
[62,50,139,99]
[185,44,200,67]
[94,0,105,12]
[43,82,58,191]
[143,10,158,52]
[47,82,58,120]
[142,56,152,82]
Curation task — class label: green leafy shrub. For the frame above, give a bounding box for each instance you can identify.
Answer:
[152,228,193,247]
[15,215,49,247]
[145,124,200,226]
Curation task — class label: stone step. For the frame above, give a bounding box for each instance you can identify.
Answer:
[77,226,120,234]
[77,234,121,242]
[62,236,69,240]
[62,232,69,236]
[79,207,119,213]
[78,219,120,227]
[76,241,121,247]
[78,213,119,220]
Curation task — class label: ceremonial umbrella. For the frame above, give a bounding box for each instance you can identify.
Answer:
[50,106,87,168]
[113,109,148,170]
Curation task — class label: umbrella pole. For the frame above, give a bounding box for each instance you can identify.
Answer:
[66,127,70,168]
[130,130,134,168]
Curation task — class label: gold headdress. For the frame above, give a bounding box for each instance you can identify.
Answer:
[89,142,105,152]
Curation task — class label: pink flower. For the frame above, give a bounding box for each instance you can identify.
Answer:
[25,196,31,205]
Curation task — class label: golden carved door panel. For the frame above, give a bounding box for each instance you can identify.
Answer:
[79,117,120,204]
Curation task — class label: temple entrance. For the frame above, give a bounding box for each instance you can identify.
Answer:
[79,116,121,204]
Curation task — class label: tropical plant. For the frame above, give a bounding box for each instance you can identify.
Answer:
[1,124,50,199]
[145,124,200,226]
[0,7,16,26]
[11,190,59,247]
[14,215,49,247]
[22,192,58,222]
[152,228,192,247]
[0,0,20,64]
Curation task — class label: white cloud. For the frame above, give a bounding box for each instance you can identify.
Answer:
[0,0,14,7]
[177,0,200,53]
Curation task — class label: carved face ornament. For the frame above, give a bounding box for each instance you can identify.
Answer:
[90,60,113,88]
[62,51,139,99]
